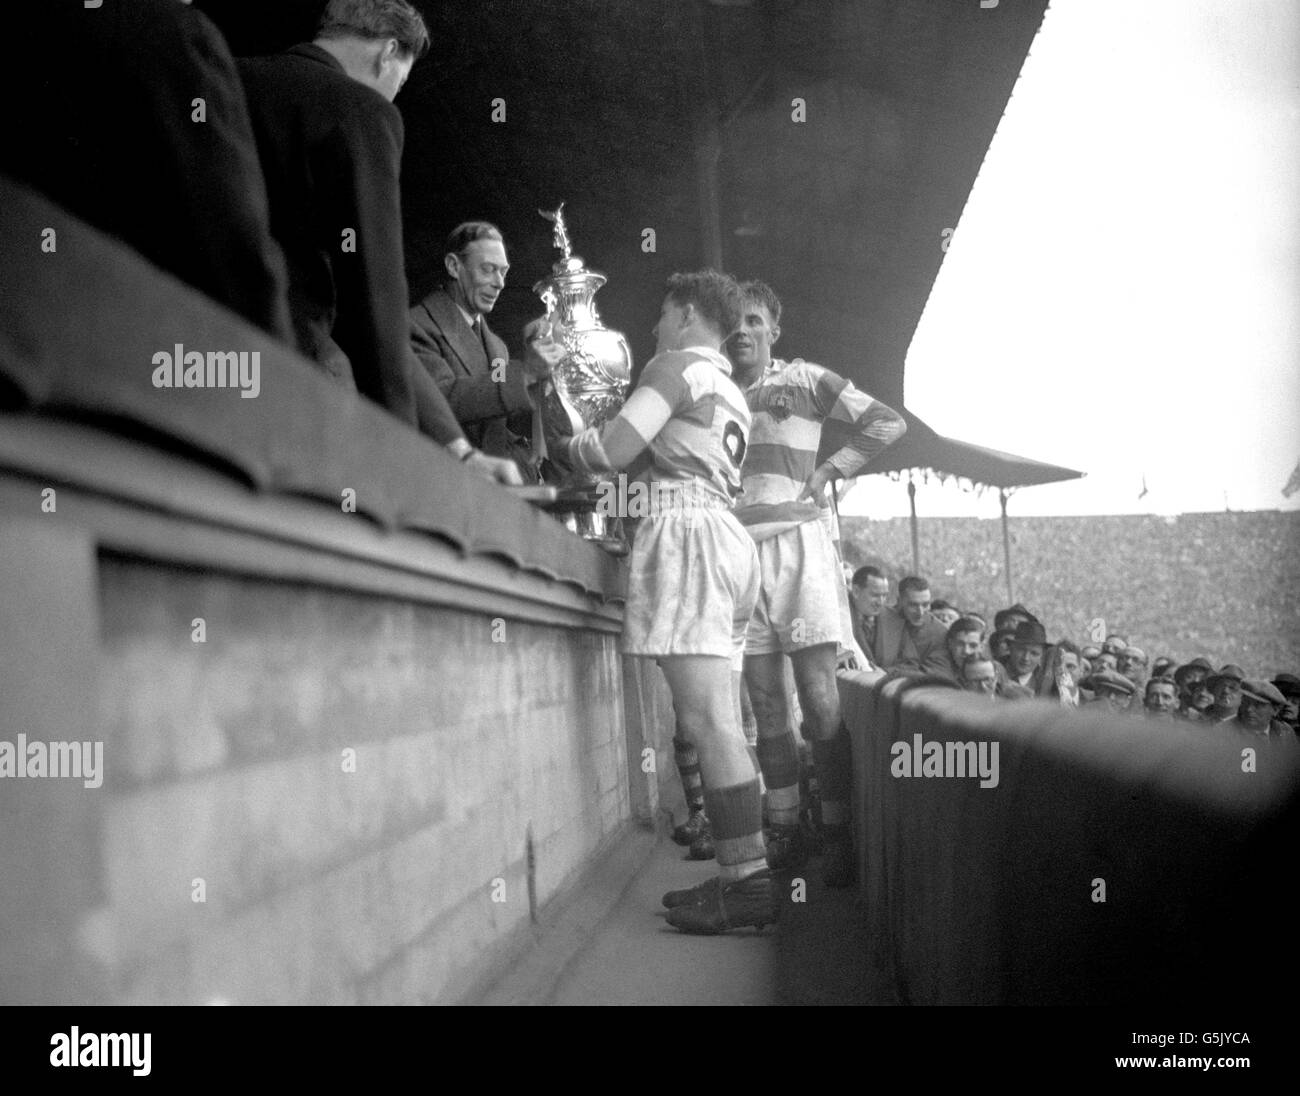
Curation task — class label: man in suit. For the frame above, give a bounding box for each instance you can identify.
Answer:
[239,1,523,480]
[849,565,891,660]
[2,0,292,342]
[863,575,950,675]
[409,222,542,480]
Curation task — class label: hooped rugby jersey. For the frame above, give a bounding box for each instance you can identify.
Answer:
[736,357,906,541]
[567,346,750,506]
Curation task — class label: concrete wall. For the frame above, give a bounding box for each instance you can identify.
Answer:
[841,672,1300,1005]
[0,423,656,1006]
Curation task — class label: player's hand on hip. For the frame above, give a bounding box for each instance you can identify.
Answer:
[798,463,836,507]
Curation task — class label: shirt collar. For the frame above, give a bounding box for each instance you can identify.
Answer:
[681,345,733,376]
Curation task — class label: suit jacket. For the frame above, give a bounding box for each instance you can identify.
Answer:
[1,0,292,343]
[860,607,951,675]
[239,44,420,427]
[409,286,536,472]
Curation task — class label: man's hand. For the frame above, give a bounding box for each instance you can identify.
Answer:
[798,463,838,507]
[836,649,860,672]
[464,450,524,486]
[522,318,564,380]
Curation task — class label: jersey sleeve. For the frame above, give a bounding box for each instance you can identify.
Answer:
[566,352,691,474]
[808,365,907,479]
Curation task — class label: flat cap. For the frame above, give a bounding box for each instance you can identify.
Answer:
[1084,668,1136,697]
[1241,680,1285,706]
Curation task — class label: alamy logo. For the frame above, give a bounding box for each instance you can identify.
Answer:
[151,344,260,398]
[50,1028,150,1076]
[595,474,666,518]
[890,734,999,789]
[0,735,103,789]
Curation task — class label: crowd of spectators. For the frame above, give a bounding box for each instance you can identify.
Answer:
[847,566,1300,740]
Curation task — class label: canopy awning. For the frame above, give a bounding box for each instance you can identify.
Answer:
[840,408,1085,603]
[858,409,1084,489]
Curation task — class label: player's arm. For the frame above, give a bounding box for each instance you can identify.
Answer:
[816,368,907,478]
[563,353,687,475]
[798,365,907,502]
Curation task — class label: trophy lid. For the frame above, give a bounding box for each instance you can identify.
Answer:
[535,204,607,297]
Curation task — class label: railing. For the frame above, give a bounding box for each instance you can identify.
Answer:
[840,672,1299,1005]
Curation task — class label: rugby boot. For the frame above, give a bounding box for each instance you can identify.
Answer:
[764,823,809,872]
[662,874,721,910]
[671,809,708,847]
[665,870,776,934]
[686,828,715,861]
[821,824,856,888]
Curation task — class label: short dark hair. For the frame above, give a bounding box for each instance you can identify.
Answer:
[665,270,743,339]
[947,616,984,642]
[444,221,503,262]
[851,565,884,588]
[737,279,782,326]
[1055,639,1081,659]
[898,575,929,598]
[318,0,430,58]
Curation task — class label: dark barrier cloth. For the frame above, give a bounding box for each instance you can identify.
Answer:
[0,177,622,603]
[842,674,1300,1005]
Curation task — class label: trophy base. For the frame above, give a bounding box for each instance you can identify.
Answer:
[559,511,628,555]
[540,484,629,555]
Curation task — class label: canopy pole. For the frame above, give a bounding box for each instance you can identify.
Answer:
[999,488,1013,604]
[907,475,920,574]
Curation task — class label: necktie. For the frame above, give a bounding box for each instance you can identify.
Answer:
[474,315,491,364]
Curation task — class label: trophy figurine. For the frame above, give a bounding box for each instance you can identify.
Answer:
[532,203,633,545]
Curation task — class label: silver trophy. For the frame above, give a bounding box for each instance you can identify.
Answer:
[533,204,633,544]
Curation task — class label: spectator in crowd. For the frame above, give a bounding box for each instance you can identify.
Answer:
[1143,675,1180,719]
[1102,634,1129,660]
[964,611,988,637]
[1235,681,1290,738]
[3,0,294,343]
[930,600,960,629]
[961,655,1000,699]
[860,576,949,675]
[993,603,1038,634]
[1204,664,1247,724]
[1118,645,1149,694]
[942,617,986,683]
[1174,657,1215,719]
[1037,639,1083,707]
[1272,674,1300,733]
[238,0,528,482]
[989,627,1015,665]
[1080,644,1102,678]
[410,222,543,480]
[1005,620,1048,691]
[1082,668,1136,713]
[1091,650,1120,674]
[1151,656,1176,680]
[850,565,891,661]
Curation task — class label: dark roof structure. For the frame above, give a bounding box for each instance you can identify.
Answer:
[199,0,1051,405]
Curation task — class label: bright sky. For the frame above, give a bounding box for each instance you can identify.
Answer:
[840,0,1300,520]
